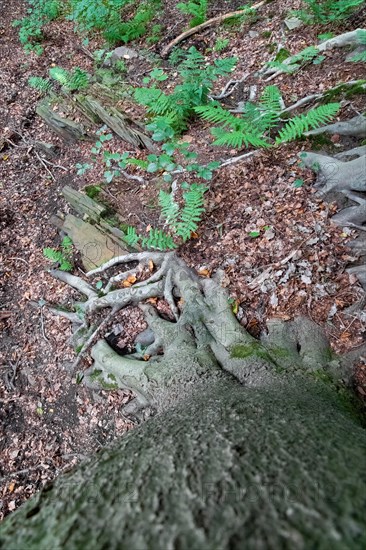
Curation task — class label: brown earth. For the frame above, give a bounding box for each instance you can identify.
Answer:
[1,0,366,518]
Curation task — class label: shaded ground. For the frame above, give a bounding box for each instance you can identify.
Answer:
[1,0,366,518]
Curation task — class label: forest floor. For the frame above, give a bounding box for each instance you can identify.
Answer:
[1,0,366,518]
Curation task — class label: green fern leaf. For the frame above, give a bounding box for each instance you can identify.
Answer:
[259,85,282,113]
[276,103,340,143]
[159,190,179,225]
[211,127,269,148]
[176,183,207,241]
[49,66,70,87]
[124,226,140,247]
[28,76,52,94]
[195,102,239,126]
[350,50,366,63]
[142,229,177,250]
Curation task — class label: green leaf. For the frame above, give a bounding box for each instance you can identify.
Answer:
[294,178,304,188]
[104,171,114,183]
[147,163,158,173]
[249,231,260,238]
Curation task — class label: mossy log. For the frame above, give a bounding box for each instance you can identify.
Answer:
[36,102,89,142]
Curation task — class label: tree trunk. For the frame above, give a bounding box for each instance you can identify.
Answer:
[0,372,365,549]
[0,253,365,548]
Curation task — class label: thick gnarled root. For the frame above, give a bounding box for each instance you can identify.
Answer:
[50,252,358,418]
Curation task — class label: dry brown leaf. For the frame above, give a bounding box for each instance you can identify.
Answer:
[148,260,154,272]
[146,297,158,304]
[8,483,15,493]
[122,275,137,287]
[198,268,210,278]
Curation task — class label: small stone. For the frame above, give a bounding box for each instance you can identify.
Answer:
[104,46,139,66]
[284,17,303,30]
[248,30,259,38]
[135,329,155,347]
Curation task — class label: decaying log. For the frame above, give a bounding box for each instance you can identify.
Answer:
[36,103,90,142]
[51,186,131,270]
[83,96,156,151]
[62,185,106,222]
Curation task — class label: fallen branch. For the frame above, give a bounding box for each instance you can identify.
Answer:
[161,1,266,58]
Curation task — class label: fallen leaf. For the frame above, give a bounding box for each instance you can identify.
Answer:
[198,268,210,278]
[146,297,158,304]
[122,274,137,287]
[148,260,154,272]
[8,482,15,493]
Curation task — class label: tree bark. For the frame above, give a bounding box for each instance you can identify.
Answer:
[0,371,365,549]
[0,253,365,548]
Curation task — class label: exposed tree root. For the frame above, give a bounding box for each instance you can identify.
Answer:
[48,252,359,420]
[301,118,366,290]
[300,151,366,195]
[263,29,366,79]
[304,114,366,138]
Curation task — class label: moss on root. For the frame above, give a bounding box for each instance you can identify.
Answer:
[230,341,272,362]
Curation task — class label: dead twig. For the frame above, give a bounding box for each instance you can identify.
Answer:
[33,150,55,181]
[161,1,266,58]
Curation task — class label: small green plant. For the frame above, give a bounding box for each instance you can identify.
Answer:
[266,46,323,74]
[28,76,52,94]
[104,1,161,44]
[13,0,61,53]
[134,47,237,136]
[43,236,74,271]
[294,178,304,188]
[124,182,208,250]
[68,0,130,32]
[49,66,90,91]
[213,38,230,52]
[293,0,364,24]
[147,24,163,45]
[176,0,208,27]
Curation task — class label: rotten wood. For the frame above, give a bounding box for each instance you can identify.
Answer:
[62,186,106,222]
[36,102,90,142]
[82,96,157,151]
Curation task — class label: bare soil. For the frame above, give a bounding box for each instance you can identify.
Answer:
[1,0,366,518]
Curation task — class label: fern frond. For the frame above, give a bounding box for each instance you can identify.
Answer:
[266,61,299,73]
[49,66,69,87]
[259,85,283,113]
[276,103,340,143]
[61,236,73,251]
[28,76,52,94]
[124,226,140,247]
[142,229,177,250]
[195,102,239,126]
[159,190,179,225]
[68,68,89,91]
[49,66,89,91]
[212,57,238,77]
[211,127,269,148]
[176,183,207,241]
[350,50,366,63]
[134,87,162,107]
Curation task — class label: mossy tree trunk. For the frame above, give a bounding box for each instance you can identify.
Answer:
[0,253,365,549]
